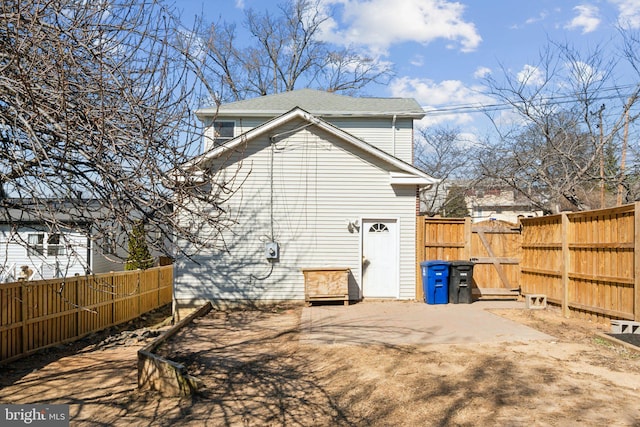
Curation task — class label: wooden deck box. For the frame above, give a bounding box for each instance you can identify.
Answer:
[301,267,350,306]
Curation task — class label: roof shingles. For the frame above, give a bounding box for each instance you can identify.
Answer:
[196,89,425,118]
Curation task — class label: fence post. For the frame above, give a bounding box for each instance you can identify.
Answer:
[635,202,640,321]
[75,278,80,338]
[416,216,425,302]
[464,217,472,259]
[21,283,27,355]
[111,274,117,326]
[137,270,142,317]
[158,267,162,306]
[562,213,570,318]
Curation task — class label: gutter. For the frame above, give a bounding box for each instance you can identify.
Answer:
[195,109,426,120]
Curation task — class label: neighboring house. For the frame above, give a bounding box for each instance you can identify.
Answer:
[0,200,167,283]
[420,181,544,223]
[465,185,543,223]
[174,89,438,310]
[0,224,92,282]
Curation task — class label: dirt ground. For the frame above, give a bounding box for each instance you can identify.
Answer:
[2,303,640,426]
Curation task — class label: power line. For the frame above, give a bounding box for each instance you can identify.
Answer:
[422,83,640,117]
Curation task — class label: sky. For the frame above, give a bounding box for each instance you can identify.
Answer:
[176,0,640,137]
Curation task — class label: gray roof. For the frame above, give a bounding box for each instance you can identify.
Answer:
[0,199,103,225]
[196,89,425,119]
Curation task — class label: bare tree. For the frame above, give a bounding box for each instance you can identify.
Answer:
[186,0,393,103]
[478,39,640,213]
[477,112,600,214]
[0,0,239,277]
[414,126,476,216]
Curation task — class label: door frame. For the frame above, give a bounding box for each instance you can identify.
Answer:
[359,217,401,299]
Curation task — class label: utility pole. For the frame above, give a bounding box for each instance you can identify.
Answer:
[617,109,630,206]
[598,104,605,209]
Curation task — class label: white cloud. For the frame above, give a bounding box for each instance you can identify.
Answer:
[525,10,548,25]
[473,67,492,79]
[318,0,481,56]
[516,64,545,86]
[492,108,529,131]
[609,0,640,29]
[389,76,492,127]
[510,8,555,30]
[235,0,245,9]
[565,5,601,33]
[410,54,425,67]
[567,60,604,84]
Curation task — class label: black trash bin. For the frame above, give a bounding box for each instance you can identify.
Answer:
[420,261,450,304]
[449,261,475,304]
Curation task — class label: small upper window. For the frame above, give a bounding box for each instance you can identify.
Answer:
[368,223,389,233]
[213,121,234,145]
[103,233,117,255]
[27,233,44,256]
[47,233,65,257]
[26,233,66,257]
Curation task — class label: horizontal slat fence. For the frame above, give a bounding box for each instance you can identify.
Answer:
[416,217,521,301]
[1,265,173,364]
[419,204,640,323]
[416,218,469,302]
[521,204,639,323]
[520,215,564,303]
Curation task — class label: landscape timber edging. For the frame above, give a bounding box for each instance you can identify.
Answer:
[137,301,213,396]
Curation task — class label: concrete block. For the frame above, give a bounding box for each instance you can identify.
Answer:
[525,294,547,309]
[610,320,640,334]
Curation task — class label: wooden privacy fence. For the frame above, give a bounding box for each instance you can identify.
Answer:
[416,217,522,302]
[0,265,173,364]
[417,203,640,323]
[520,204,640,323]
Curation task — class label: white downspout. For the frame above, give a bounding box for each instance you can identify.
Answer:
[392,114,397,156]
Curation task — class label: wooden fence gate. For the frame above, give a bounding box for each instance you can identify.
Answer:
[416,217,522,301]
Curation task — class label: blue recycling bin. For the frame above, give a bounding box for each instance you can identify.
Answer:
[420,261,450,304]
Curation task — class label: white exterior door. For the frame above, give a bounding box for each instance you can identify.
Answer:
[362,219,398,298]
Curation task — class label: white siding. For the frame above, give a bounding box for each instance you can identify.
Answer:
[0,225,90,282]
[90,233,128,274]
[175,120,418,304]
[202,116,415,164]
[325,117,414,163]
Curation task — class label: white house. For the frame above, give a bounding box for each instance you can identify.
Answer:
[0,206,120,282]
[0,225,90,282]
[174,89,438,310]
[420,181,544,223]
[465,185,543,223]
[0,200,168,283]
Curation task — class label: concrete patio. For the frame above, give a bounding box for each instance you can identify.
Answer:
[300,300,554,346]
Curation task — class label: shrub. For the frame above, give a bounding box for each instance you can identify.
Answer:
[125,222,154,270]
